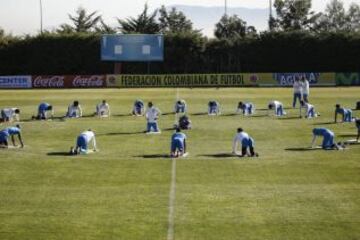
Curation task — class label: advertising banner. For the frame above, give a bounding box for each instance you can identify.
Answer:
[0,76,32,88]
[106,73,266,88]
[335,73,360,86]
[32,75,106,88]
[272,72,335,86]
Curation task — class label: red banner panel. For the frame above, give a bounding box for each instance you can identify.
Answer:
[32,75,106,88]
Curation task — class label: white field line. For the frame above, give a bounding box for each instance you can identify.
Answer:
[167,156,177,240]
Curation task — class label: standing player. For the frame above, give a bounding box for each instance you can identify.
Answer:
[237,101,255,116]
[232,128,258,157]
[334,104,353,123]
[145,102,161,133]
[311,128,341,150]
[71,129,97,155]
[268,100,286,116]
[208,100,220,115]
[66,101,82,118]
[174,100,187,114]
[300,100,318,118]
[0,124,24,148]
[34,102,53,120]
[301,76,310,102]
[356,119,360,142]
[0,107,20,122]
[132,99,145,116]
[293,77,302,108]
[170,128,187,158]
[96,100,110,117]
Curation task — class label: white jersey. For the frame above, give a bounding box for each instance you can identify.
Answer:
[233,132,250,151]
[302,80,310,95]
[146,107,161,123]
[269,101,282,109]
[96,103,110,116]
[80,131,96,149]
[68,104,82,117]
[1,108,18,119]
[302,102,314,116]
[293,81,302,94]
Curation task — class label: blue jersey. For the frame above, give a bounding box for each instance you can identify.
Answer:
[336,108,348,115]
[0,127,21,137]
[38,103,50,112]
[313,128,333,137]
[172,132,186,142]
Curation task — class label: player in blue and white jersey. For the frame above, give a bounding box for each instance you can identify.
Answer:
[0,125,24,148]
[170,128,187,158]
[268,100,286,116]
[71,129,97,154]
[311,128,341,150]
[232,128,258,157]
[335,104,353,123]
[66,101,82,118]
[145,102,161,133]
[208,100,220,115]
[300,100,318,118]
[0,108,20,122]
[35,102,53,120]
[237,102,255,115]
[132,99,145,116]
[174,100,187,114]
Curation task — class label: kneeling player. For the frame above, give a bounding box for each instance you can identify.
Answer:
[268,100,286,116]
[300,100,318,118]
[0,124,24,148]
[71,129,97,155]
[1,108,20,122]
[311,128,342,150]
[208,100,220,115]
[174,100,187,114]
[335,104,353,123]
[66,101,82,118]
[237,101,255,115]
[178,115,192,130]
[170,128,187,158]
[145,102,161,133]
[132,99,145,116]
[232,128,258,157]
[96,100,110,117]
[34,102,53,120]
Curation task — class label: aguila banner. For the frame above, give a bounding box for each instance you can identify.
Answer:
[32,75,106,88]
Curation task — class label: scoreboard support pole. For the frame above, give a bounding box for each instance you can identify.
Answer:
[114,62,122,74]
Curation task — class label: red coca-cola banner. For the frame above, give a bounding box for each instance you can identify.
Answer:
[32,75,106,88]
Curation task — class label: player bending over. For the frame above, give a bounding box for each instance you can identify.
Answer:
[145,102,161,133]
[70,129,97,155]
[66,101,82,118]
[174,100,187,114]
[237,101,255,115]
[335,104,353,123]
[356,119,360,142]
[0,124,24,148]
[208,100,220,115]
[33,102,53,120]
[96,100,110,117]
[170,128,187,158]
[0,108,20,123]
[178,115,192,130]
[311,128,342,150]
[232,128,258,157]
[300,100,318,118]
[268,100,286,116]
[132,99,145,116]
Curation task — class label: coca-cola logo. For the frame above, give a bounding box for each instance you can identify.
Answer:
[33,76,65,87]
[72,76,104,87]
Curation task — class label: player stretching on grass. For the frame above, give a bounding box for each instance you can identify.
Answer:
[237,101,255,116]
[145,102,161,133]
[335,104,353,123]
[33,102,53,120]
[0,107,20,122]
[132,99,145,116]
[232,128,258,157]
[208,100,220,115]
[0,124,24,148]
[66,101,82,118]
[300,100,319,118]
[268,100,286,116]
[96,100,110,117]
[70,129,97,155]
[356,119,360,142]
[311,128,343,150]
[174,100,187,114]
[170,128,187,158]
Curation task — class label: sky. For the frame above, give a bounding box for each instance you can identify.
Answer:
[1,0,360,36]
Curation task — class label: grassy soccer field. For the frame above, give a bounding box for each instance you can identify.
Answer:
[0,88,359,240]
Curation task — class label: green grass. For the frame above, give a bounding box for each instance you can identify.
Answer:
[0,88,359,240]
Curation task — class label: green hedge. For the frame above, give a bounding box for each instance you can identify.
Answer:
[0,31,359,75]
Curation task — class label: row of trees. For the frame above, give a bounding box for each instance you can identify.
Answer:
[0,0,359,75]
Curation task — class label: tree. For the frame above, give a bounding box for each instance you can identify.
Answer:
[214,15,257,39]
[117,4,160,34]
[57,6,102,33]
[158,6,198,34]
[313,0,360,32]
[95,20,117,34]
[272,0,320,31]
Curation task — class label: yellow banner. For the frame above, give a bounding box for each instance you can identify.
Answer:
[106,74,268,88]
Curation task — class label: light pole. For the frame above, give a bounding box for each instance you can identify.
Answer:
[40,0,43,34]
